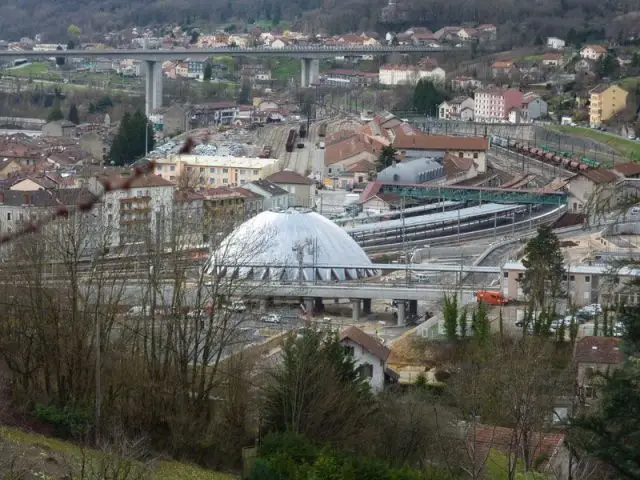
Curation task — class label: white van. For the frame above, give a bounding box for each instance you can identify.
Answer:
[630,206,640,216]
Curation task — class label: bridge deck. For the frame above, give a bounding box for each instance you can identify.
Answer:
[372,182,568,205]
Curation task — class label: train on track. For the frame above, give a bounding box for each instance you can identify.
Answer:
[285,129,297,153]
[490,135,612,172]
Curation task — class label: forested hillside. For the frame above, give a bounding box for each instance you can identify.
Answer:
[2,0,640,45]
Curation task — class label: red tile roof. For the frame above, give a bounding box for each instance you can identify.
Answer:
[391,124,489,151]
[574,336,623,365]
[578,169,619,185]
[266,169,314,185]
[345,159,376,173]
[104,172,174,189]
[340,326,390,361]
[614,162,640,177]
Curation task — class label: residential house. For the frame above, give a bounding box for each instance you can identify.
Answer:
[337,159,376,190]
[187,59,204,79]
[265,169,316,208]
[270,38,289,49]
[245,180,291,211]
[190,102,239,126]
[476,24,497,41]
[340,326,392,393]
[567,168,619,213]
[457,28,477,41]
[581,45,607,61]
[79,132,107,164]
[574,336,623,406]
[589,84,628,127]
[451,76,483,91]
[388,124,489,173]
[542,52,564,67]
[323,69,379,87]
[42,120,76,138]
[231,186,264,219]
[521,92,548,120]
[175,62,189,78]
[433,26,463,42]
[0,159,23,180]
[162,61,178,79]
[378,64,446,85]
[438,96,475,121]
[97,172,175,246]
[376,157,445,184]
[324,132,381,178]
[0,188,95,236]
[547,37,566,50]
[200,187,246,236]
[474,87,524,122]
[173,189,204,245]
[162,105,190,136]
[491,60,514,78]
[154,155,280,187]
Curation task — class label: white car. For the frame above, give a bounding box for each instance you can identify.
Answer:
[583,304,603,315]
[227,301,247,313]
[261,313,281,324]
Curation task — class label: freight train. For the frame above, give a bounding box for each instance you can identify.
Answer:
[490,135,612,171]
[285,129,297,153]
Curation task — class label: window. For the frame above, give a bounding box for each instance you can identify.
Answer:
[240,169,246,174]
[200,167,204,173]
[344,345,354,356]
[6,213,10,221]
[223,178,228,184]
[458,152,464,158]
[504,272,509,278]
[19,213,23,221]
[210,167,216,173]
[570,275,575,281]
[585,276,591,283]
[223,168,229,173]
[210,178,216,183]
[473,152,479,159]
[170,165,176,172]
[358,363,374,378]
[108,214,113,224]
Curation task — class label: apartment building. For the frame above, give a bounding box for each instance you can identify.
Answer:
[589,84,628,127]
[154,155,280,187]
[378,64,446,85]
[438,96,474,121]
[474,88,523,122]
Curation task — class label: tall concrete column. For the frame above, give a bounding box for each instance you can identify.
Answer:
[308,59,319,85]
[300,58,309,88]
[362,298,372,315]
[304,298,314,317]
[145,60,163,116]
[314,297,324,313]
[259,299,267,314]
[395,300,406,326]
[408,300,418,317]
[351,299,361,322]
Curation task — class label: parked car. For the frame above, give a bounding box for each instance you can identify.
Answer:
[226,300,247,313]
[126,305,152,316]
[261,313,281,324]
[582,304,602,315]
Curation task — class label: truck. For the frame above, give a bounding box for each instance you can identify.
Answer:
[475,290,508,305]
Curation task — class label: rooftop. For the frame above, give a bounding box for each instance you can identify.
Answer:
[265,169,314,185]
[577,169,619,185]
[340,326,390,361]
[574,336,623,364]
[249,179,289,196]
[390,124,489,151]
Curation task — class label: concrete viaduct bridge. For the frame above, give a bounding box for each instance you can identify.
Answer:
[0,45,451,116]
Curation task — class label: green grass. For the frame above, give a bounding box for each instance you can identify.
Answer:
[521,54,544,63]
[485,449,552,479]
[0,426,237,480]
[271,57,300,81]
[5,62,51,77]
[546,125,640,162]
[620,76,640,91]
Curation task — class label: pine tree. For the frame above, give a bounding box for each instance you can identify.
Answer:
[569,317,578,344]
[67,103,80,124]
[203,63,213,81]
[412,79,446,116]
[47,104,64,122]
[458,308,468,339]
[474,302,490,345]
[377,145,397,172]
[443,293,458,342]
[602,309,609,337]
[593,314,599,336]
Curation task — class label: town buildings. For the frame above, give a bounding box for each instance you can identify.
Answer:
[474,88,547,122]
[438,97,475,121]
[589,84,628,127]
[581,45,607,61]
[153,155,280,187]
[378,64,446,85]
[547,37,566,50]
[265,170,316,208]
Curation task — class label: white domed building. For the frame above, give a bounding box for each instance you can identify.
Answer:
[205,209,378,281]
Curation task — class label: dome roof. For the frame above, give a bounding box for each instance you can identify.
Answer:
[206,209,377,281]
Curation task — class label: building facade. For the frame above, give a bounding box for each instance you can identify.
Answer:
[265,170,316,208]
[379,64,446,85]
[589,84,628,127]
[154,155,280,187]
[340,326,391,393]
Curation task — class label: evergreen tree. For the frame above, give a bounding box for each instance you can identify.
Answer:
[597,52,620,80]
[593,313,599,336]
[237,80,252,104]
[458,307,468,339]
[474,302,490,345]
[47,104,64,122]
[443,293,458,342]
[569,317,578,344]
[67,103,80,124]
[376,145,397,172]
[203,63,213,81]
[520,225,565,315]
[412,79,446,116]
[602,308,610,336]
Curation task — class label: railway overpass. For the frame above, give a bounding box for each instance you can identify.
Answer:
[0,45,450,114]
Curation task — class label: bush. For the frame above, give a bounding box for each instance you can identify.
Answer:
[34,404,91,439]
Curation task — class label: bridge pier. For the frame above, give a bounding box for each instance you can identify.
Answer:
[351,299,361,322]
[362,298,372,315]
[145,60,164,116]
[395,300,406,326]
[300,58,319,88]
